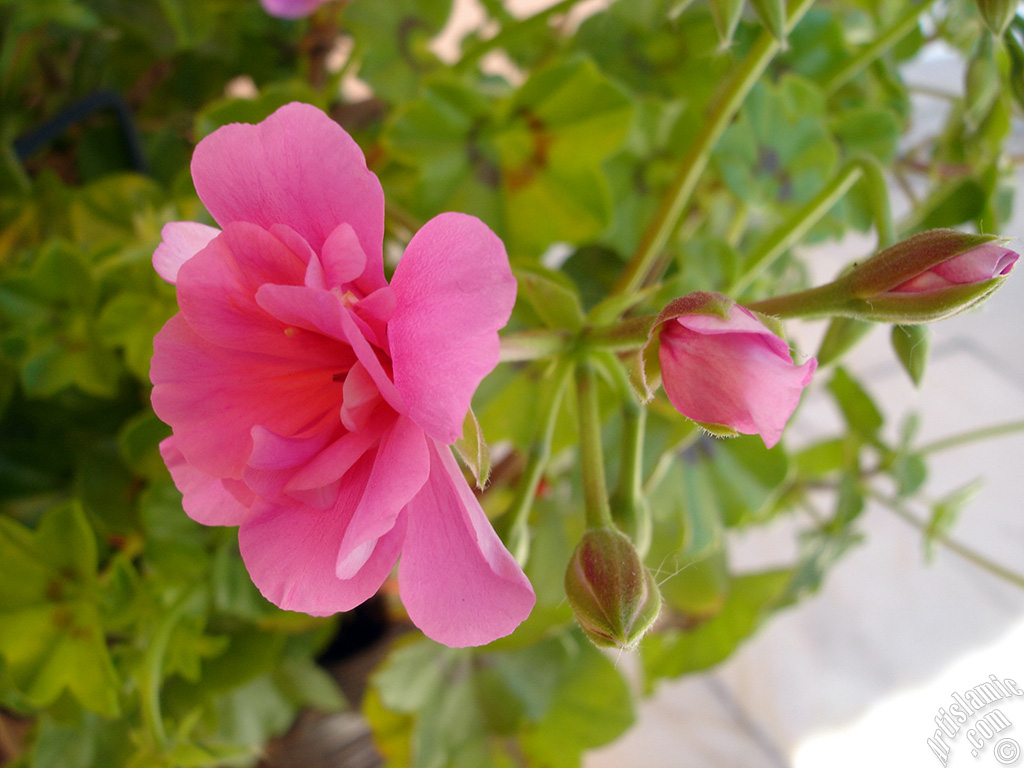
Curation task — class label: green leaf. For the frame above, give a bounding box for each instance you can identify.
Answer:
[925,479,984,559]
[513,267,585,331]
[794,437,848,478]
[827,367,883,441]
[69,173,163,247]
[900,176,987,234]
[816,317,874,366]
[832,108,901,162]
[788,522,862,599]
[891,324,930,387]
[344,0,453,102]
[273,658,346,712]
[372,637,456,714]
[642,570,793,685]
[682,435,791,527]
[453,408,491,490]
[893,452,928,496]
[519,634,634,766]
[97,291,173,383]
[964,35,1001,130]
[117,410,172,479]
[0,503,119,716]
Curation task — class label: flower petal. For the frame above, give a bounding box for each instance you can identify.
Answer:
[153,222,220,285]
[238,455,405,616]
[190,102,384,260]
[336,416,430,578]
[389,213,516,444]
[255,283,404,412]
[151,314,346,477]
[659,319,816,448]
[398,442,535,647]
[160,437,251,526]
[260,0,327,19]
[176,222,336,358]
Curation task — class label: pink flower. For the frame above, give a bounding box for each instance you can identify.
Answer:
[649,292,816,449]
[259,0,329,19]
[889,242,1018,293]
[150,103,534,647]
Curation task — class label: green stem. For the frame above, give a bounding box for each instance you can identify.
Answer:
[500,329,571,362]
[730,156,894,298]
[456,0,582,71]
[610,388,651,555]
[583,315,657,353]
[744,281,849,318]
[822,2,930,95]
[612,0,817,298]
[502,360,574,564]
[141,587,204,749]
[883,499,1024,591]
[730,163,864,297]
[918,420,1024,457]
[576,361,614,529]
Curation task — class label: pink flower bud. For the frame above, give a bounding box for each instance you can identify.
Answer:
[564,528,661,649]
[888,242,1017,293]
[836,230,1019,322]
[645,292,816,449]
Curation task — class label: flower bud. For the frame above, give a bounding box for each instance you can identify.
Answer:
[642,292,816,449]
[975,0,1017,36]
[841,230,1018,323]
[564,528,661,649]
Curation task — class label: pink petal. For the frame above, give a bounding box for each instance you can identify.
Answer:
[389,213,516,444]
[336,416,430,578]
[659,319,816,449]
[260,0,328,18]
[321,223,368,289]
[176,222,342,359]
[933,243,1017,282]
[285,422,385,493]
[238,455,405,616]
[398,442,535,647]
[151,314,346,478]
[153,222,219,284]
[340,362,384,432]
[255,284,405,412]
[160,437,251,526]
[190,103,384,260]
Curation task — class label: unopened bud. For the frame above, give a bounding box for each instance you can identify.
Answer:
[840,230,1018,323]
[975,0,1017,36]
[564,528,661,649]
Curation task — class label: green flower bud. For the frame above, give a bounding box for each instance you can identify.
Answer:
[564,528,662,649]
[975,0,1017,36]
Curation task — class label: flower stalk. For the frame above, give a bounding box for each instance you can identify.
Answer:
[575,361,614,530]
[613,0,818,298]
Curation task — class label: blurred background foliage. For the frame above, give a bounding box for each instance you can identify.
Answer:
[0,0,1020,765]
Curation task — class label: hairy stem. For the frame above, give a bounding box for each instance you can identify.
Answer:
[882,498,1024,592]
[502,360,574,563]
[612,0,818,298]
[918,420,1024,456]
[576,361,614,529]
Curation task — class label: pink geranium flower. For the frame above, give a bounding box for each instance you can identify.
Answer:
[259,0,329,19]
[647,292,816,449]
[150,102,534,647]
